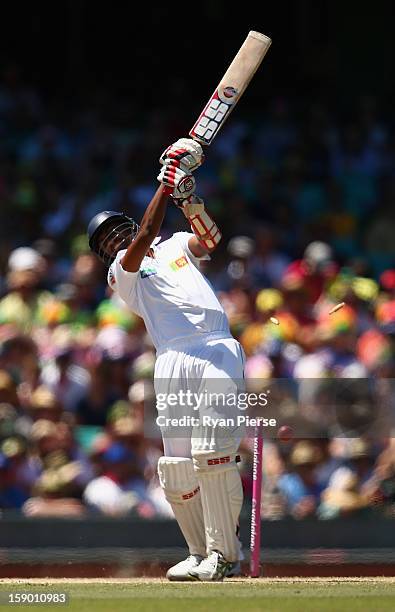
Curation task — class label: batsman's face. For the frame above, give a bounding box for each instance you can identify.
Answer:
[99,225,133,258]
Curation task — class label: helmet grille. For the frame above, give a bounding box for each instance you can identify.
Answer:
[94,217,139,266]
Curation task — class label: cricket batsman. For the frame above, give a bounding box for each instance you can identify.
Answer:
[87,139,245,581]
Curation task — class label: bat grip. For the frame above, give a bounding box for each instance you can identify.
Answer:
[162,185,173,196]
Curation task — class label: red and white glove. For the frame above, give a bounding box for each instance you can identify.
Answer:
[157,161,196,198]
[176,195,221,251]
[159,138,204,173]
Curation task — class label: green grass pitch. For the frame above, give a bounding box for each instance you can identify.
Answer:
[1,578,395,611]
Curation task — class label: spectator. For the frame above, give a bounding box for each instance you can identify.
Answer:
[277,441,324,519]
[0,79,394,522]
[22,462,86,517]
[83,442,147,516]
[318,438,376,519]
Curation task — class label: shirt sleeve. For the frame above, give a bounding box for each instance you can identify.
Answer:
[107,249,139,303]
[172,231,211,266]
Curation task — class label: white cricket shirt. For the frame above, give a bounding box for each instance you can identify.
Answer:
[107,232,230,351]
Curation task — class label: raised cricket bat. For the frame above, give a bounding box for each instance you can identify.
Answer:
[189,31,272,146]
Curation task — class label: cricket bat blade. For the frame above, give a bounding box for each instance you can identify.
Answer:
[189,31,271,146]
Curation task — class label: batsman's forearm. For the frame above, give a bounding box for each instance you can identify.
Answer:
[121,185,169,272]
[138,184,169,241]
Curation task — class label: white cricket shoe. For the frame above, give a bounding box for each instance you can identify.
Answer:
[188,551,234,582]
[166,554,204,581]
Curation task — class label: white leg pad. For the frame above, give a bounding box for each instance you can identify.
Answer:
[158,456,206,557]
[192,451,243,562]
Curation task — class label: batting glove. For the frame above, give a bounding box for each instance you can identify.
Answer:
[157,161,196,199]
[159,138,204,173]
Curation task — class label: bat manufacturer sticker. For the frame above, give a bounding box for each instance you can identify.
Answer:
[219,86,238,102]
[190,91,232,145]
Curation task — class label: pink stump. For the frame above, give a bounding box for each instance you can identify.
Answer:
[250,427,263,577]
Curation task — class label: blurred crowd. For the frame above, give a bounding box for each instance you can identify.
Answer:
[0,70,394,520]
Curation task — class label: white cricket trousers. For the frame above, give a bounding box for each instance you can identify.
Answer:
[154,332,246,458]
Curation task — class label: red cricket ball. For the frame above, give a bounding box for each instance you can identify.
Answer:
[277,425,293,442]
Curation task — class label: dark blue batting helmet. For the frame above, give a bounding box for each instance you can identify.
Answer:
[87,211,139,266]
